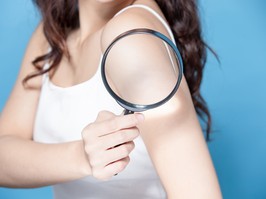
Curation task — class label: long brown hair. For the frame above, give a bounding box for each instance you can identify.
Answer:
[25,0,212,140]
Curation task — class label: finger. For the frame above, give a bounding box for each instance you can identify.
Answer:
[102,142,135,166]
[100,128,139,150]
[96,110,116,122]
[82,111,116,140]
[94,113,145,136]
[104,156,130,178]
[86,141,134,169]
[82,111,117,140]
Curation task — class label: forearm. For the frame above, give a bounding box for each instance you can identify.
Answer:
[0,135,91,188]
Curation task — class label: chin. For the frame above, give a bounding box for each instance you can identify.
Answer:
[97,0,115,2]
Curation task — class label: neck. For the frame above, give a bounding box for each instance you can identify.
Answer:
[78,0,135,41]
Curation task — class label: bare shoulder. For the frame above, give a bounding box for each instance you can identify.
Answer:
[0,22,49,139]
[100,3,193,116]
[20,22,49,88]
[101,4,171,52]
[100,3,186,102]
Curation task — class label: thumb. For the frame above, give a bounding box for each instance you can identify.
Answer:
[96,110,116,122]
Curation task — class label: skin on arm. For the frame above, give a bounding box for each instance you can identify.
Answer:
[101,8,223,199]
[0,23,91,188]
[0,23,143,187]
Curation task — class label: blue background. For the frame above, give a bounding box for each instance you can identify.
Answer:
[0,0,265,198]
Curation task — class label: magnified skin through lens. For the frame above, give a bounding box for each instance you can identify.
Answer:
[104,33,180,107]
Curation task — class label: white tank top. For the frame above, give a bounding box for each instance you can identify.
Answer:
[33,4,175,199]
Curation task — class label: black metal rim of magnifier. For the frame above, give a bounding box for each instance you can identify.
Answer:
[101,28,184,113]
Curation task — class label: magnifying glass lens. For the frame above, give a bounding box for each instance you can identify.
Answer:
[103,32,181,108]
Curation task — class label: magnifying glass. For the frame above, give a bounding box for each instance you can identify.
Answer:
[101,28,183,115]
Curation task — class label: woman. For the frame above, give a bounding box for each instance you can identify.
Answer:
[0,0,222,198]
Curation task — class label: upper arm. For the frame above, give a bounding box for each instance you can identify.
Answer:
[101,8,222,198]
[0,22,49,139]
[101,8,178,104]
[139,86,222,198]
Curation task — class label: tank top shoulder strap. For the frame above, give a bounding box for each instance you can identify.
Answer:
[41,48,52,84]
[114,4,176,44]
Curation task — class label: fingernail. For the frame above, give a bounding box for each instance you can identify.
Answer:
[136,114,145,122]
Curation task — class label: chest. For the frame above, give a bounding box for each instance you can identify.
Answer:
[49,31,103,88]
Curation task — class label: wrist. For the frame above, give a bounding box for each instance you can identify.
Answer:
[71,140,92,178]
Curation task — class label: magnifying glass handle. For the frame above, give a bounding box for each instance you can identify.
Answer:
[115,109,134,177]
[123,109,135,115]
